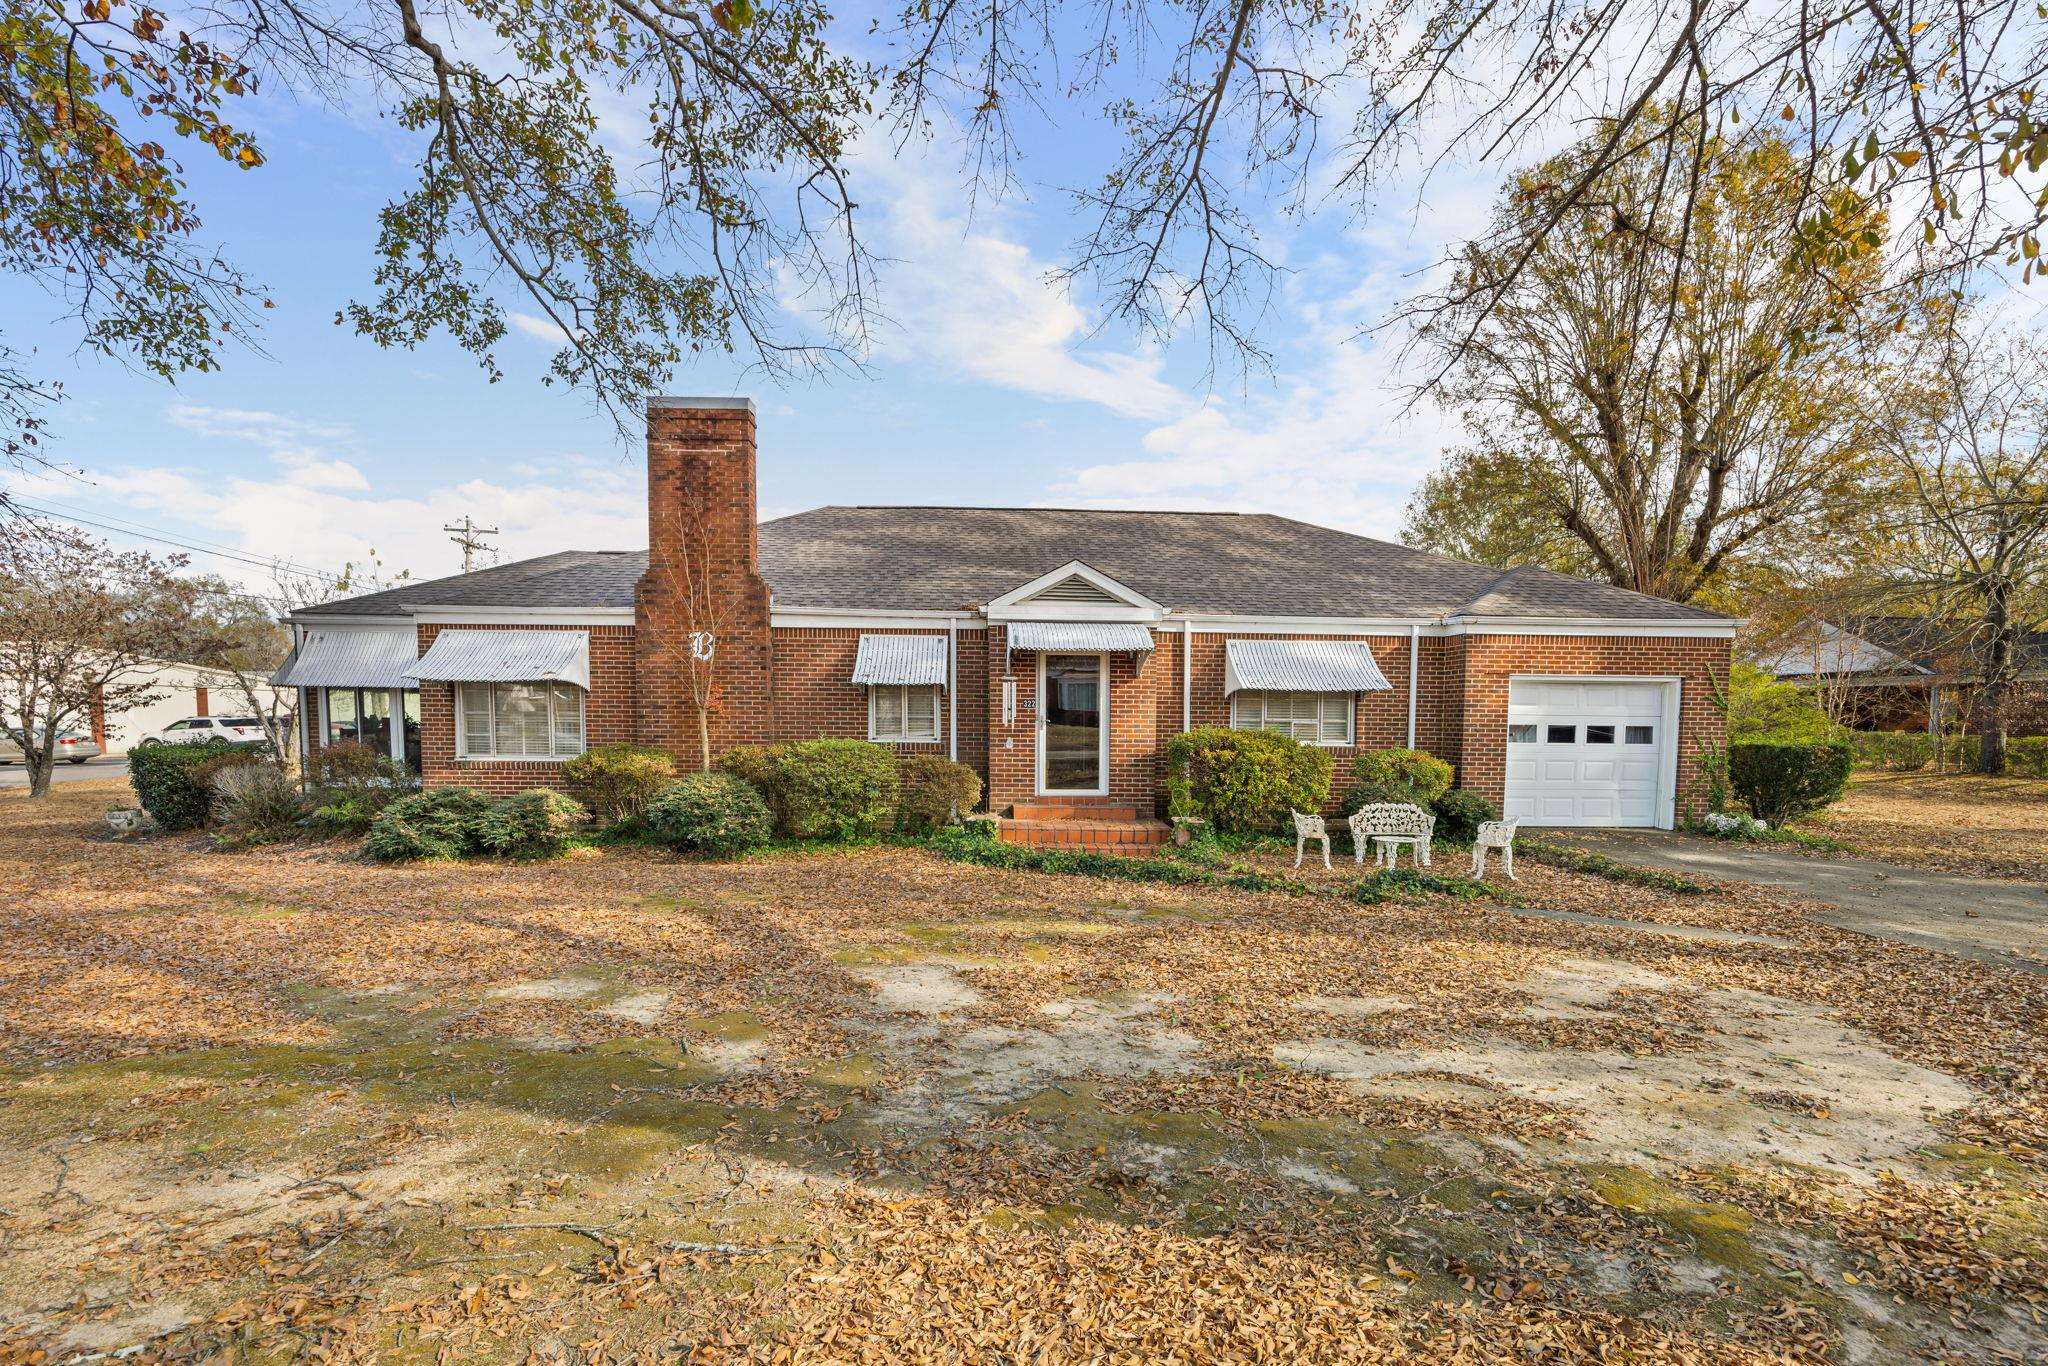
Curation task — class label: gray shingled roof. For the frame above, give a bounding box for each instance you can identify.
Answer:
[296,507,1729,623]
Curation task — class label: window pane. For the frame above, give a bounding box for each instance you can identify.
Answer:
[875,686,903,738]
[1229,694,1261,730]
[1625,725,1654,744]
[550,683,584,754]
[1509,724,1537,744]
[326,688,358,745]
[1546,724,1576,744]
[1586,724,1616,744]
[461,684,492,755]
[1319,696,1352,745]
[498,684,550,756]
[907,688,938,739]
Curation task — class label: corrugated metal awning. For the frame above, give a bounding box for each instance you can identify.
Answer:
[851,634,948,686]
[406,629,590,690]
[1225,639,1391,694]
[271,627,420,690]
[1006,622,1156,652]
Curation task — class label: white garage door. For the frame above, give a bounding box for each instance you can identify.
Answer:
[1504,679,1673,827]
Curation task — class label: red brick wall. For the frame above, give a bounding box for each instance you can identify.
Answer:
[416,623,637,795]
[761,625,994,805]
[635,403,773,768]
[1451,633,1732,819]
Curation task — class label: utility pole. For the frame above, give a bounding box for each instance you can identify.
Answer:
[443,516,499,572]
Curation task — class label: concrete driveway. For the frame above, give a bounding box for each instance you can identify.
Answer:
[0,757,130,790]
[1554,829,2048,975]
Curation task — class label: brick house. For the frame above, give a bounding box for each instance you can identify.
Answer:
[277,397,1735,839]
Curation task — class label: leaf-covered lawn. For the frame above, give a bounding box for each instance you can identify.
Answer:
[1,779,2043,1362]
[1802,771,2048,883]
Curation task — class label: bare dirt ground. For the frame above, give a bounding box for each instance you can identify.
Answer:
[2,779,2044,1362]
[1803,772,2048,884]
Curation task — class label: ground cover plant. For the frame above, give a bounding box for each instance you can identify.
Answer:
[2,776,2043,1361]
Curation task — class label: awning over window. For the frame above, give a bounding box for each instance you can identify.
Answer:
[271,627,419,690]
[406,629,590,690]
[851,634,948,686]
[1224,639,1391,695]
[1006,622,1156,653]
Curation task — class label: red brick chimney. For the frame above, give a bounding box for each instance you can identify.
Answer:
[634,397,773,763]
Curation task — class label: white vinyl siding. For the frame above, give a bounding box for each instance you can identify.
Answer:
[869,685,940,743]
[457,682,586,759]
[1229,691,1354,746]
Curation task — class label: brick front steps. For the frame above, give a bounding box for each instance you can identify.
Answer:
[997,800,1171,853]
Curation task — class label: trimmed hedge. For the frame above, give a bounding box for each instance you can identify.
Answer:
[1848,730,2048,777]
[1163,727,1333,834]
[1349,748,1452,805]
[1729,741,1854,828]
[646,773,775,856]
[130,741,252,831]
[764,739,901,839]
[562,744,676,826]
[364,787,586,861]
[1431,788,1499,842]
[898,755,982,832]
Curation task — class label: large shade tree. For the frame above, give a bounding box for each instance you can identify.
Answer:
[1407,118,1884,605]
[1858,323,2048,774]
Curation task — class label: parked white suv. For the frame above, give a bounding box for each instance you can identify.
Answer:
[142,716,269,748]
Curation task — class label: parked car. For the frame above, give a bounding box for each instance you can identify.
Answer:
[0,728,102,764]
[137,716,270,749]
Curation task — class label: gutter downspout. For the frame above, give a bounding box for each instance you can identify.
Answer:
[1406,624,1420,750]
[1181,619,1192,732]
[948,616,959,761]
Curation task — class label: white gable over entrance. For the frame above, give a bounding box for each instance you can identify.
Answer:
[984,560,1166,624]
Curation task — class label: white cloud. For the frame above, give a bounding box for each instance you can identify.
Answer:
[846,139,1194,423]
[509,312,574,345]
[15,408,644,589]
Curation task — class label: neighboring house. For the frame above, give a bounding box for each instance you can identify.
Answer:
[1758,618,2048,735]
[277,398,1734,834]
[93,661,287,755]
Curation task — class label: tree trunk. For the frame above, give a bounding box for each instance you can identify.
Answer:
[694,704,711,773]
[1976,573,2015,776]
[26,751,53,798]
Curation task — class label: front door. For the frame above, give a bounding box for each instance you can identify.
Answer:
[1038,653,1107,794]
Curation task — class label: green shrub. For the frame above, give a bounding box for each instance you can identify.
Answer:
[1729,741,1854,828]
[302,788,406,838]
[2009,737,2048,778]
[1847,730,1934,771]
[713,744,777,791]
[1727,662,1842,743]
[471,789,589,859]
[363,787,497,861]
[130,741,251,831]
[561,744,676,826]
[1162,727,1332,834]
[210,764,309,847]
[897,755,982,832]
[645,773,775,855]
[1430,788,1499,842]
[763,739,901,839]
[1349,747,1452,805]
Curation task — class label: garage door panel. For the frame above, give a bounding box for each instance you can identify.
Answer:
[1504,679,1671,828]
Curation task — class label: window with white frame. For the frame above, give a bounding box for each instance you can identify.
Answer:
[869,685,940,743]
[456,682,586,759]
[1229,691,1353,745]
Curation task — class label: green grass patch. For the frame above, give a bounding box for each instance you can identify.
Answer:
[1348,868,1506,904]
[925,826,1310,894]
[1519,839,1708,894]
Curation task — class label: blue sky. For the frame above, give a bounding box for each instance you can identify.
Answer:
[0,9,1501,590]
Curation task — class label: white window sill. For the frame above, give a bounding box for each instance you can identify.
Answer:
[453,754,581,764]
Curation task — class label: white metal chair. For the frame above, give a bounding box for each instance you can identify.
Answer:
[1291,809,1331,870]
[1348,803,1434,868]
[1470,818,1522,880]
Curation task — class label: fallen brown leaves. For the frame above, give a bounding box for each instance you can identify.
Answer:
[1804,772,2048,883]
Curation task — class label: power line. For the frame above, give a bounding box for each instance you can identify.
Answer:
[10,500,350,587]
[14,496,346,582]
